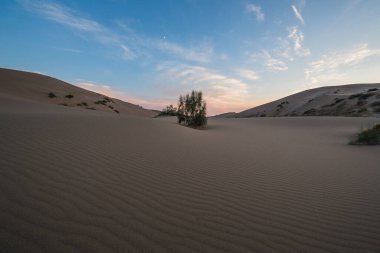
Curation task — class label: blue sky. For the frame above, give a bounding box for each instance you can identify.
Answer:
[1,0,380,114]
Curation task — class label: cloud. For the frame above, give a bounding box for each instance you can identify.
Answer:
[156,63,252,115]
[19,0,132,58]
[291,5,304,24]
[250,51,288,72]
[287,26,310,56]
[20,0,213,63]
[235,69,260,81]
[154,40,213,63]
[246,4,265,21]
[120,45,136,60]
[305,44,380,85]
[60,48,82,53]
[20,0,104,32]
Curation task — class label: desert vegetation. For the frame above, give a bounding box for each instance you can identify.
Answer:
[350,124,380,145]
[48,92,56,98]
[158,105,178,116]
[177,90,207,127]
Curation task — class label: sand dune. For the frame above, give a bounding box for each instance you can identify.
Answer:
[1,92,380,252]
[0,68,157,117]
[216,84,380,118]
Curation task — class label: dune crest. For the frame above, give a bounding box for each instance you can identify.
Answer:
[215,84,380,118]
[0,68,158,117]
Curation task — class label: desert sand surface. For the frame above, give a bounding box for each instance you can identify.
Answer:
[1,92,380,253]
[0,68,157,117]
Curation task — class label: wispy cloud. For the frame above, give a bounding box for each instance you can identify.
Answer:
[305,44,380,84]
[246,3,265,21]
[250,51,288,72]
[154,40,213,63]
[120,45,136,60]
[235,69,260,81]
[156,62,251,115]
[20,0,104,32]
[291,5,304,25]
[287,26,310,56]
[60,48,82,53]
[19,0,132,59]
[19,0,213,63]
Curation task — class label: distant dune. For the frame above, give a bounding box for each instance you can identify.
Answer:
[1,83,380,252]
[0,68,158,117]
[215,84,380,118]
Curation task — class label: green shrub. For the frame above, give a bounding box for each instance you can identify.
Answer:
[48,92,56,98]
[177,90,207,127]
[65,94,74,98]
[158,104,178,116]
[350,124,380,145]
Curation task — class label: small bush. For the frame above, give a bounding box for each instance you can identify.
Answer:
[76,103,82,106]
[368,88,379,92]
[60,103,68,106]
[95,99,108,105]
[348,93,362,99]
[65,94,74,98]
[48,92,56,98]
[81,102,88,106]
[359,93,375,100]
[303,108,317,116]
[86,107,96,110]
[114,109,119,114]
[350,124,380,145]
[158,104,178,116]
[356,100,367,106]
[177,90,207,127]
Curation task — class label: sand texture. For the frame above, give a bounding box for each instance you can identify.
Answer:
[1,92,380,252]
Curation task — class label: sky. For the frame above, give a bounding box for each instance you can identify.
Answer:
[1,0,380,115]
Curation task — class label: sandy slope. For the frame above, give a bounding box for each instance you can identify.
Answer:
[0,68,157,117]
[216,84,380,118]
[1,94,380,253]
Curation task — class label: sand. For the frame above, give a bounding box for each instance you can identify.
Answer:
[1,93,380,252]
[219,83,380,118]
[0,68,157,117]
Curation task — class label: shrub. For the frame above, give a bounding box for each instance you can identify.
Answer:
[48,92,56,98]
[368,88,379,92]
[303,108,317,116]
[158,104,178,116]
[177,90,207,127]
[348,93,362,99]
[81,102,88,106]
[350,124,380,145]
[65,94,74,98]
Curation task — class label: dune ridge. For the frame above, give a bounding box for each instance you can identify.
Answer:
[0,68,158,117]
[215,84,380,118]
[1,93,380,252]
